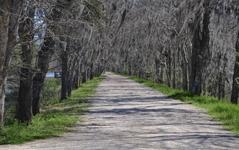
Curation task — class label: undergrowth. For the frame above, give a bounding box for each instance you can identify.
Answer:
[0,76,103,144]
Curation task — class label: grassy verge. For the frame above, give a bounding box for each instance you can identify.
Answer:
[0,76,103,145]
[129,76,239,135]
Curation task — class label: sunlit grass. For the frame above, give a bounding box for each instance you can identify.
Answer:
[129,76,239,135]
[0,76,103,144]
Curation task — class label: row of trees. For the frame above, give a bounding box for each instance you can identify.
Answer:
[0,0,105,125]
[0,0,238,126]
[104,0,239,103]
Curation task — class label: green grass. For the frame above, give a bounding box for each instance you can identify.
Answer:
[0,76,103,145]
[129,76,239,135]
[41,78,61,105]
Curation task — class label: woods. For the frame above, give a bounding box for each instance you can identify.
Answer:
[0,0,105,126]
[0,0,24,125]
[105,0,239,103]
[0,0,239,140]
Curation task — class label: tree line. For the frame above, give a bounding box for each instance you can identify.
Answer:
[0,0,105,126]
[0,0,239,127]
[104,0,239,103]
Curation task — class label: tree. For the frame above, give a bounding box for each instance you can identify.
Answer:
[190,0,211,95]
[0,0,11,125]
[0,0,24,125]
[60,41,68,100]
[231,33,239,104]
[104,0,239,102]
[16,3,35,123]
[32,0,104,113]
[32,0,74,115]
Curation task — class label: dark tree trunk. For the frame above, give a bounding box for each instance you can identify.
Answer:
[172,50,176,88]
[155,58,161,83]
[67,72,74,96]
[16,68,34,123]
[165,48,172,87]
[182,64,189,91]
[74,69,80,89]
[81,68,87,83]
[231,33,239,104]
[32,75,42,115]
[0,0,10,125]
[160,64,164,83]
[67,78,73,97]
[190,1,211,95]
[217,55,227,99]
[128,63,132,76]
[32,36,55,115]
[61,47,68,100]
[181,45,189,91]
[90,64,94,80]
[16,6,35,123]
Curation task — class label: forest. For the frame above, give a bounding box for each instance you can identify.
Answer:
[0,0,239,147]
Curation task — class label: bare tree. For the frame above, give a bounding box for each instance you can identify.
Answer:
[0,0,24,125]
[16,1,35,123]
[32,0,75,115]
[104,0,239,101]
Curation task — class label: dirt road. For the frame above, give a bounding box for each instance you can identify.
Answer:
[1,73,239,150]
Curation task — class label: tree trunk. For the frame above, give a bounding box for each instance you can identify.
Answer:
[67,78,73,97]
[190,1,211,95]
[16,68,34,123]
[0,1,10,126]
[181,45,189,91]
[0,0,23,125]
[82,71,87,83]
[160,64,164,83]
[32,0,74,114]
[0,77,7,126]
[5,0,24,67]
[166,49,172,87]
[231,33,239,104]
[90,64,94,80]
[32,36,55,115]
[128,63,132,76]
[172,50,176,88]
[60,43,68,100]
[73,68,80,89]
[155,58,160,83]
[16,6,35,123]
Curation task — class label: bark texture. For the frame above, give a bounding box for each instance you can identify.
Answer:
[0,0,24,125]
[0,0,10,125]
[60,42,68,100]
[16,6,35,123]
[231,33,239,104]
[190,0,211,94]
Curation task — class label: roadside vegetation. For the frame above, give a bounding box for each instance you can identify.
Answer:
[129,76,239,135]
[0,77,103,144]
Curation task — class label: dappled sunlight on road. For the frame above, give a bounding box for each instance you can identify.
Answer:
[1,73,239,150]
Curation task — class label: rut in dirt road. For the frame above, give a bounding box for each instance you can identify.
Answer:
[1,73,239,150]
